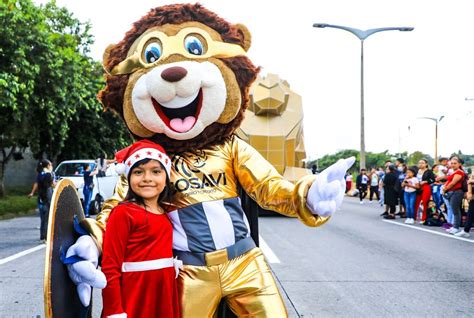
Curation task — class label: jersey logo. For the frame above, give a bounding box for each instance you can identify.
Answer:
[171,151,226,194]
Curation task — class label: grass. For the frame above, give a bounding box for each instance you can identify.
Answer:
[0,186,38,220]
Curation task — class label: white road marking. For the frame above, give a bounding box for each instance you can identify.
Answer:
[382,220,474,243]
[0,244,46,265]
[259,235,281,263]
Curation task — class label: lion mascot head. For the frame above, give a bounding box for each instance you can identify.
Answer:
[98,3,259,154]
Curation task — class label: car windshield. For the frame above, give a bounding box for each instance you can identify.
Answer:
[55,162,96,177]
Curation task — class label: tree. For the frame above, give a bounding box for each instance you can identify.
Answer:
[407,151,433,166]
[0,0,132,196]
[58,63,132,161]
[308,149,393,172]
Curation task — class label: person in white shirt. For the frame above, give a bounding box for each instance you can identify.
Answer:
[369,168,380,203]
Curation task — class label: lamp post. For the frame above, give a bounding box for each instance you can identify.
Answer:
[417,116,444,161]
[312,23,414,169]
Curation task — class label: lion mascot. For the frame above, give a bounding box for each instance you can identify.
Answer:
[66,3,354,317]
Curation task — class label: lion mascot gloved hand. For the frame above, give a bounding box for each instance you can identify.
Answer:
[67,3,354,316]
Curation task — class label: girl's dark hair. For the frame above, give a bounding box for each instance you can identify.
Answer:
[407,166,417,175]
[124,158,171,208]
[37,159,51,172]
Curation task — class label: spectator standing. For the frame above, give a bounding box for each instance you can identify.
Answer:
[414,159,436,223]
[28,159,55,242]
[382,165,399,219]
[431,164,443,212]
[356,169,369,204]
[455,173,474,238]
[402,167,419,224]
[378,167,385,207]
[83,164,98,217]
[96,152,116,177]
[396,161,407,217]
[442,157,465,234]
[345,172,353,194]
[437,158,454,225]
[28,161,45,216]
[369,168,380,203]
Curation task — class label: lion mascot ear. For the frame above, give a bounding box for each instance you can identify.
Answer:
[102,44,115,75]
[234,23,252,51]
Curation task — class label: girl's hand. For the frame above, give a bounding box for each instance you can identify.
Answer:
[467,193,473,201]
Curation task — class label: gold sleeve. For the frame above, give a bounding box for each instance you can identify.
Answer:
[232,137,329,227]
[80,174,129,253]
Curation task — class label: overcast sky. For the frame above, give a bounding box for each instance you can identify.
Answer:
[37,0,474,160]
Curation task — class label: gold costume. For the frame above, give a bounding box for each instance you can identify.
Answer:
[82,136,328,317]
[178,248,287,318]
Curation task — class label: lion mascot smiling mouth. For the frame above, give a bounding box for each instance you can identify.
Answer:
[66,3,354,317]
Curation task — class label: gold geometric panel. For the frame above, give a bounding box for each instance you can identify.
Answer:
[236,73,311,182]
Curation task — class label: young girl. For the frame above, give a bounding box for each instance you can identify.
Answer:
[403,167,419,224]
[101,140,181,318]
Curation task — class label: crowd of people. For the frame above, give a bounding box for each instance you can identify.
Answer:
[346,156,474,238]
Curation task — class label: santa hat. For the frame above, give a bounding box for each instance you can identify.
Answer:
[114,140,171,177]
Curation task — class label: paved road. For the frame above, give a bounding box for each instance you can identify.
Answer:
[260,197,474,317]
[1,198,473,317]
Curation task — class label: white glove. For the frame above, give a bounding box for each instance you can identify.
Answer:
[173,257,183,279]
[66,235,107,307]
[306,157,355,217]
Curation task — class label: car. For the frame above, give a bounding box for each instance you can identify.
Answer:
[54,160,119,214]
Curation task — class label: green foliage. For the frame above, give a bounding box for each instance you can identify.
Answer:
[308,149,393,172]
[448,152,474,167]
[57,61,132,161]
[406,151,433,166]
[0,194,37,219]
[0,0,132,195]
[308,149,438,172]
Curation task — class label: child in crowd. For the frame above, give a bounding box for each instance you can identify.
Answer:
[403,167,419,224]
[424,200,447,226]
[101,140,181,318]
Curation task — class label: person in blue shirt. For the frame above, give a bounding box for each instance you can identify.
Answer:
[29,159,55,241]
[83,164,98,217]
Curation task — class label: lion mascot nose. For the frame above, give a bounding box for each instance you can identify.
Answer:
[161,66,188,82]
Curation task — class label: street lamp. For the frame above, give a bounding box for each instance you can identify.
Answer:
[417,116,444,161]
[313,23,414,169]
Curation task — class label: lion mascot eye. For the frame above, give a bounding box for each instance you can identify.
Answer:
[143,41,162,63]
[184,35,205,55]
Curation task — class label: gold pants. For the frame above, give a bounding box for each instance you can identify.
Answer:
[177,247,288,318]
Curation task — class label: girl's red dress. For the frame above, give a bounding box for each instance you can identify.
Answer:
[101,202,180,318]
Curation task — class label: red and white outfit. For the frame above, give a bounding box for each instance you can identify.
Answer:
[101,202,180,318]
[101,140,180,318]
